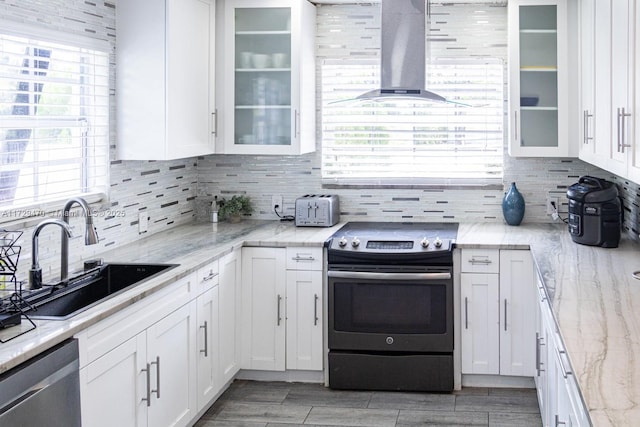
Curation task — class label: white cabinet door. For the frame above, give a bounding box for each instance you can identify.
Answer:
[499,250,536,377]
[460,272,500,375]
[146,303,197,427]
[216,0,315,155]
[508,0,573,157]
[534,278,549,424]
[80,333,147,427]
[241,247,286,371]
[218,250,242,384]
[609,0,633,175]
[285,270,323,371]
[578,0,596,162]
[116,0,216,160]
[196,286,220,410]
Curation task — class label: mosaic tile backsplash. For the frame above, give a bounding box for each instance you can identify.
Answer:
[197,3,609,226]
[1,0,638,284]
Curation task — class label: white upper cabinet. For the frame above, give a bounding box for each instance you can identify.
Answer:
[508,0,574,157]
[216,0,316,155]
[580,0,640,182]
[116,0,216,160]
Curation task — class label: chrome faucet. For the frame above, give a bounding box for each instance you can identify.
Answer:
[29,219,73,289]
[61,197,99,281]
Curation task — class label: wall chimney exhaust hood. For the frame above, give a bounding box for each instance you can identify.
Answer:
[355,0,447,103]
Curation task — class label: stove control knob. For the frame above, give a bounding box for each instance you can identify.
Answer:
[338,237,348,247]
[420,238,430,248]
[351,237,360,247]
[434,237,443,248]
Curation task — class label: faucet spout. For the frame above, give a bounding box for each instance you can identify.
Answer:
[61,197,99,281]
[29,219,73,289]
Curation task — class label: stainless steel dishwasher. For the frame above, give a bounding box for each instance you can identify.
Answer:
[0,338,81,426]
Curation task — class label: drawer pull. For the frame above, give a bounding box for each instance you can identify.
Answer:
[202,271,217,282]
[292,255,315,262]
[468,258,492,265]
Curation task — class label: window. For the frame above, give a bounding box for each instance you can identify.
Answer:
[321,58,504,186]
[0,29,109,213]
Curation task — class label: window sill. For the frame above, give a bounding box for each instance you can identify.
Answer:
[321,178,503,191]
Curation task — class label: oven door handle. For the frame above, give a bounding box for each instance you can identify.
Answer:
[327,271,451,281]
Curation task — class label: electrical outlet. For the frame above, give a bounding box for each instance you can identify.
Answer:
[271,195,283,214]
[138,212,148,233]
[546,196,559,215]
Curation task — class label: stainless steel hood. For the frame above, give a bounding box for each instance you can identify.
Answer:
[356,0,446,102]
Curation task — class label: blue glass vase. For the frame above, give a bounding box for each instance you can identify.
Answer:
[502,182,525,225]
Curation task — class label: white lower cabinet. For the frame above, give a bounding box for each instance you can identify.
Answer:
[460,249,535,377]
[80,302,197,427]
[285,268,323,370]
[79,260,227,427]
[195,282,220,410]
[218,249,242,384]
[241,247,287,371]
[145,303,198,427]
[536,275,590,426]
[241,246,323,372]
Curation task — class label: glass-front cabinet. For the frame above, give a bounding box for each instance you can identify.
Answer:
[217,0,316,155]
[508,0,573,157]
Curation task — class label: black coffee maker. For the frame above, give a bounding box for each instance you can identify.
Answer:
[566,176,621,248]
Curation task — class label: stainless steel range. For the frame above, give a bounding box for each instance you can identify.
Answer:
[326,222,458,392]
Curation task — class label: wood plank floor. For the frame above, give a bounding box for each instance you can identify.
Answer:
[195,380,543,427]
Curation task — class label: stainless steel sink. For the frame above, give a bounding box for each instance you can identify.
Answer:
[23,262,178,320]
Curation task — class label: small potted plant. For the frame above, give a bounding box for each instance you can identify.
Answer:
[218,195,253,223]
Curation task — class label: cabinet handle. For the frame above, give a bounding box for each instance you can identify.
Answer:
[211,110,218,137]
[583,110,593,144]
[202,271,217,282]
[468,257,492,265]
[292,255,315,262]
[504,299,508,332]
[294,110,300,139]
[621,107,632,153]
[557,349,572,379]
[514,111,519,143]
[277,294,282,326]
[535,333,542,375]
[555,415,567,426]
[151,356,160,399]
[142,363,152,407]
[200,321,208,357]
[464,297,469,329]
[314,293,319,326]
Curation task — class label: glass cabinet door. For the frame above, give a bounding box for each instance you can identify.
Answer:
[234,7,292,147]
[518,4,558,148]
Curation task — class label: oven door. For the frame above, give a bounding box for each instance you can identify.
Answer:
[328,268,453,353]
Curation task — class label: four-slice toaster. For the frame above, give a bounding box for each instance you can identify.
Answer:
[295,194,340,227]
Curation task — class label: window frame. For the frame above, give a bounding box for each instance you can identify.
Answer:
[0,20,110,223]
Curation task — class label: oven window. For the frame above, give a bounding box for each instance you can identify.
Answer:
[333,281,447,334]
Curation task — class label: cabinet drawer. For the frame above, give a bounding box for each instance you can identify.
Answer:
[460,249,500,273]
[196,259,219,294]
[286,247,323,271]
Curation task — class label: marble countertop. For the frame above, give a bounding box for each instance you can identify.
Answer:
[457,223,640,426]
[1,219,638,425]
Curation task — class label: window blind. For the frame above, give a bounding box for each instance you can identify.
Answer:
[0,32,109,212]
[321,58,504,185]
